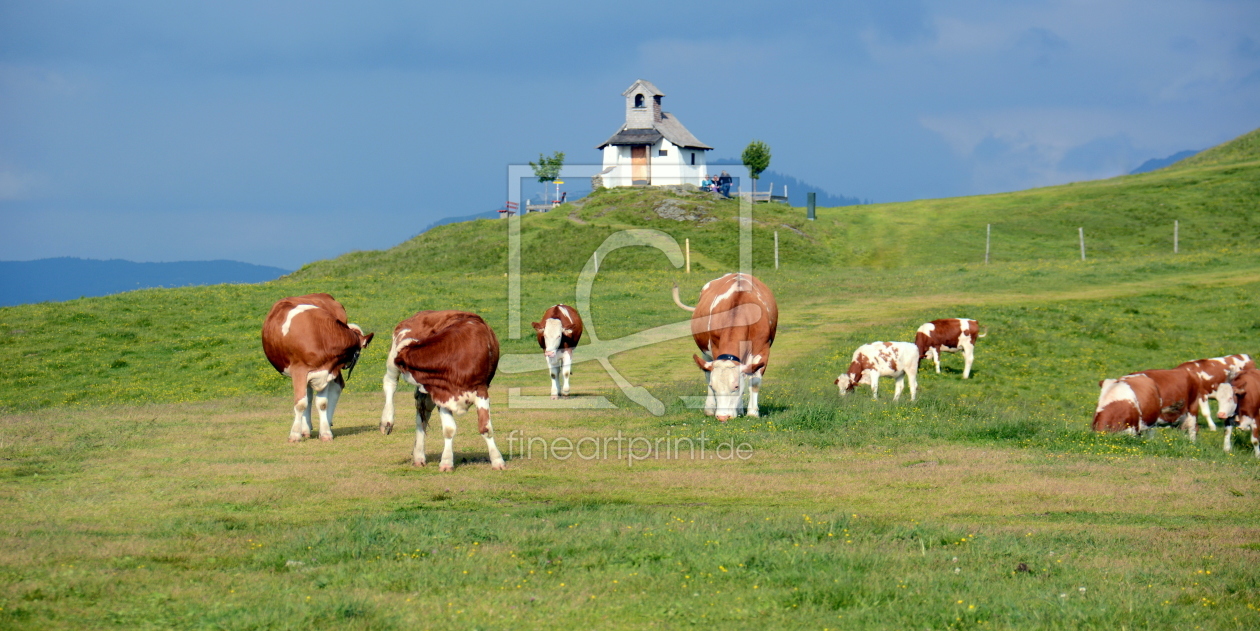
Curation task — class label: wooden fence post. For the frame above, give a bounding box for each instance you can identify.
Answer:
[985,224,991,265]
[774,231,780,270]
[1079,227,1086,261]
[685,238,690,274]
[1174,220,1179,254]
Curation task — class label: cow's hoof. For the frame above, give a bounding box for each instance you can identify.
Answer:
[381,423,393,435]
[551,395,559,400]
[439,463,454,472]
[413,459,427,467]
[288,435,303,443]
[301,431,311,438]
[320,434,333,442]
[490,462,507,471]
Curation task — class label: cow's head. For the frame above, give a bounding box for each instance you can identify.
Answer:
[343,324,374,381]
[836,356,873,396]
[532,319,571,358]
[694,353,762,421]
[1213,382,1238,420]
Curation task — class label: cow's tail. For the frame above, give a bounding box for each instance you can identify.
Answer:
[672,283,696,312]
[978,327,988,338]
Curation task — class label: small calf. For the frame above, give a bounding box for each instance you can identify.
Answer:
[836,341,920,401]
[531,304,583,399]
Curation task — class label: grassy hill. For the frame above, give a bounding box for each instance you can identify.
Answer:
[2,127,1259,629]
[295,127,1260,277]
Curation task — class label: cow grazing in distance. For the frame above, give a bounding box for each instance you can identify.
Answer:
[380,310,505,471]
[262,293,373,442]
[835,341,920,401]
[531,305,584,399]
[1178,355,1253,431]
[1092,374,1163,435]
[1224,368,1260,457]
[673,273,778,420]
[915,318,985,379]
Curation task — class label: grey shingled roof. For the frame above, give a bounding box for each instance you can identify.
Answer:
[597,112,712,150]
[602,128,664,146]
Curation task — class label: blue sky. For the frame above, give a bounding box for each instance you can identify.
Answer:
[2,1,1257,269]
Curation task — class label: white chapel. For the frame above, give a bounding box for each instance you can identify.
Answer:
[595,80,712,188]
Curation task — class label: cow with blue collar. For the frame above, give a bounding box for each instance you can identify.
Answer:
[673,273,778,421]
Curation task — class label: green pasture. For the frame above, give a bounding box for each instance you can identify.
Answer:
[2,130,1260,629]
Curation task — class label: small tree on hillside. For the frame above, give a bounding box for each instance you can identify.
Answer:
[530,151,565,203]
[741,140,771,195]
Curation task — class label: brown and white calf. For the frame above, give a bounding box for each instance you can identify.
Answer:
[835,341,920,401]
[380,310,505,471]
[673,273,778,420]
[915,318,984,379]
[1224,368,1260,457]
[261,293,373,442]
[1178,354,1253,431]
[531,304,583,399]
[1093,373,1163,434]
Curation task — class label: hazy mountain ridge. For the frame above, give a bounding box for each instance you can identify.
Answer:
[0,258,291,307]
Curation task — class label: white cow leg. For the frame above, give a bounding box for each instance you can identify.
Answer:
[412,389,434,466]
[1223,425,1234,452]
[313,381,341,441]
[1200,397,1218,431]
[868,371,880,400]
[931,348,941,374]
[907,366,919,401]
[476,396,506,470]
[381,364,400,434]
[438,407,458,472]
[962,343,974,379]
[893,374,904,401]
[289,397,308,443]
[548,356,561,399]
[746,370,763,417]
[560,350,573,397]
[1184,414,1198,442]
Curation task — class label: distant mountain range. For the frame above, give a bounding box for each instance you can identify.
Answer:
[0,258,291,307]
[710,159,870,206]
[1130,150,1200,174]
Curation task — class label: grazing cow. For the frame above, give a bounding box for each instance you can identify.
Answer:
[1092,374,1163,435]
[1224,368,1260,457]
[1136,367,1207,440]
[380,310,505,471]
[531,305,584,399]
[1178,355,1253,431]
[673,273,778,420]
[835,341,920,401]
[261,293,373,442]
[915,318,984,379]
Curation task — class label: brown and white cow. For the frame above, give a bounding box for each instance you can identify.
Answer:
[915,318,984,379]
[1224,368,1260,457]
[1092,374,1163,434]
[1136,367,1208,440]
[261,293,373,442]
[531,304,584,399]
[1178,354,1253,431]
[835,341,920,401]
[673,273,778,420]
[380,310,505,471]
